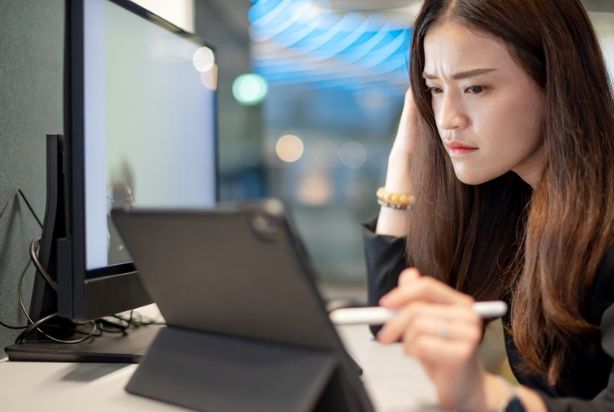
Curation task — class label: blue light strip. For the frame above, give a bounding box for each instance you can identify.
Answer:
[249,0,411,94]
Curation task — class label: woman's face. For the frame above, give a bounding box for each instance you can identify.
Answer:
[423,20,545,187]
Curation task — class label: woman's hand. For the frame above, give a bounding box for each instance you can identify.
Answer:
[376,90,421,236]
[385,89,420,194]
[377,268,495,411]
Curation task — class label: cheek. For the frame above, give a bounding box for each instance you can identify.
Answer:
[430,98,441,122]
[472,89,544,148]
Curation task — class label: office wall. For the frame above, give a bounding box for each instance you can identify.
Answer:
[0,0,64,356]
[194,0,266,202]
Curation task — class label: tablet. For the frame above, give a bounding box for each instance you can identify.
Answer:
[112,199,373,412]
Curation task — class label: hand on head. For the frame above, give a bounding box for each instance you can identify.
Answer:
[390,90,419,161]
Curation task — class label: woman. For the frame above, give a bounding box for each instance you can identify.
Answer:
[365,0,614,410]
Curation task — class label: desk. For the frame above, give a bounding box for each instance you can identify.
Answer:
[0,324,439,411]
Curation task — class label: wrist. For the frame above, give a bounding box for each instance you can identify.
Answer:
[478,374,517,412]
[376,187,415,210]
[457,373,514,412]
[385,154,413,194]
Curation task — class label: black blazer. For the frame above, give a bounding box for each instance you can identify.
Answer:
[363,221,614,411]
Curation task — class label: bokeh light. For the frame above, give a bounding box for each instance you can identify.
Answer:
[297,172,332,206]
[232,73,268,105]
[338,141,367,168]
[275,134,304,163]
[192,46,215,72]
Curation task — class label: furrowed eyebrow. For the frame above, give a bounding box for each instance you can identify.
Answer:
[422,68,497,80]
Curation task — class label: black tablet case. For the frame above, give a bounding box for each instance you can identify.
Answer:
[111,200,374,412]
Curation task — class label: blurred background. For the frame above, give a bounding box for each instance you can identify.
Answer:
[132,0,614,303]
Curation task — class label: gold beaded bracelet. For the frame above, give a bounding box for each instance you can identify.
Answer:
[376,187,416,210]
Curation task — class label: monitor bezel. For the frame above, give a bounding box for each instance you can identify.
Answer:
[62,0,219,320]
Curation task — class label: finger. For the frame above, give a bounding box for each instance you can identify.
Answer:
[402,90,419,140]
[398,267,421,285]
[392,89,419,155]
[403,334,479,366]
[404,89,418,122]
[405,316,482,347]
[380,275,473,308]
[377,303,480,344]
[377,305,413,344]
[405,305,481,339]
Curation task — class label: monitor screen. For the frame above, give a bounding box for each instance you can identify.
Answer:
[30,0,221,320]
[12,0,218,362]
[83,0,217,271]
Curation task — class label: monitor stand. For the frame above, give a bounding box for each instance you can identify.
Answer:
[3,134,161,363]
[5,323,163,363]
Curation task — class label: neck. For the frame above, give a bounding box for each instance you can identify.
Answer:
[513,144,545,189]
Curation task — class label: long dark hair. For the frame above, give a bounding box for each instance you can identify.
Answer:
[407,0,614,385]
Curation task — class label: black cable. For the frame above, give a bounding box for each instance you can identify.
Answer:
[15,238,99,344]
[0,190,15,220]
[16,237,158,343]
[112,312,166,327]
[11,236,153,344]
[14,312,58,343]
[95,318,130,335]
[29,237,58,291]
[0,189,43,228]
[16,189,43,228]
[0,321,27,330]
[112,310,135,327]
[14,310,99,345]
[0,189,44,329]
[2,189,162,341]
[18,243,40,324]
[108,313,132,329]
[15,310,99,345]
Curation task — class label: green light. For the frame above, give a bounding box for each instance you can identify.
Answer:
[232,74,268,105]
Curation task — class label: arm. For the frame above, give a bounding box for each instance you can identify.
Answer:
[378,271,614,412]
[364,89,419,333]
[363,220,407,309]
[375,89,417,237]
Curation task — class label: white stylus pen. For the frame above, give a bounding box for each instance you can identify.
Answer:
[329,300,508,325]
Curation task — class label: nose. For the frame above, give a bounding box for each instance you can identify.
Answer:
[436,93,469,131]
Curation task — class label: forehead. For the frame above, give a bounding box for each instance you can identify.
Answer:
[423,20,514,72]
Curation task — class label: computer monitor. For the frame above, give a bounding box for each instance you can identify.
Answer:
[7,0,217,360]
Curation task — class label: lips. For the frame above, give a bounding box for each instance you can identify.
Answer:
[444,140,478,156]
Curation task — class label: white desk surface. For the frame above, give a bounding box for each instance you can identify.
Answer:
[0,317,439,411]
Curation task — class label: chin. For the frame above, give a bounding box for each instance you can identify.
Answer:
[453,170,499,186]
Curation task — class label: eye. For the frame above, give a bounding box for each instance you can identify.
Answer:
[427,86,443,95]
[465,85,485,94]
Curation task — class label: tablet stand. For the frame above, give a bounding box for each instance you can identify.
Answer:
[125,326,373,412]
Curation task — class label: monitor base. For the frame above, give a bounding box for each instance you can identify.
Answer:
[4,324,162,363]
